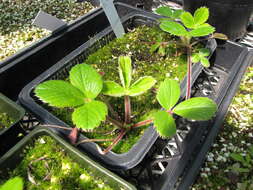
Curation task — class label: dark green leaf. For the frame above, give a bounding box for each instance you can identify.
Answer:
[180,12,195,29]
[72,100,107,130]
[194,7,209,26]
[199,48,210,57]
[0,177,23,190]
[173,97,217,120]
[230,153,245,163]
[150,43,160,53]
[69,64,103,99]
[128,76,156,96]
[212,33,228,40]
[191,53,200,63]
[154,110,176,138]
[200,57,210,67]
[102,81,125,97]
[118,56,132,89]
[155,6,173,17]
[157,79,180,110]
[35,80,85,108]
[160,21,188,36]
[189,25,215,37]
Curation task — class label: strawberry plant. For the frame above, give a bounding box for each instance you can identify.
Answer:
[155,6,227,99]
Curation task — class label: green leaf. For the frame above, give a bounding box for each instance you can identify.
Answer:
[157,79,180,110]
[194,7,209,26]
[172,10,184,19]
[69,64,103,99]
[230,153,245,163]
[200,57,210,67]
[128,76,156,96]
[35,80,85,108]
[173,97,217,120]
[160,21,188,37]
[150,43,160,53]
[154,110,176,138]
[199,48,210,57]
[118,56,132,89]
[72,101,107,130]
[158,46,166,56]
[189,25,215,37]
[212,33,228,40]
[191,53,200,63]
[102,81,125,97]
[0,177,23,190]
[155,6,173,17]
[180,12,195,29]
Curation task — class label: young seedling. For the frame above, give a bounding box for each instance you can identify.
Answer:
[0,177,23,190]
[132,79,217,138]
[155,6,227,99]
[35,64,108,144]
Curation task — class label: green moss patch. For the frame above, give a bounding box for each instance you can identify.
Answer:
[0,112,15,129]
[46,25,189,154]
[0,136,114,190]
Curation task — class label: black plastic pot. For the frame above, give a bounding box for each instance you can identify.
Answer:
[183,0,253,40]
[18,3,216,170]
[0,127,136,190]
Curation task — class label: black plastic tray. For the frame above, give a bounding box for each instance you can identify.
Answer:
[0,127,136,190]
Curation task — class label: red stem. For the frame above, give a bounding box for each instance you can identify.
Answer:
[106,116,124,129]
[76,138,114,145]
[68,127,78,145]
[131,119,153,129]
[186,46,192,99]
[100,129,127,155]
[124,96,131,124]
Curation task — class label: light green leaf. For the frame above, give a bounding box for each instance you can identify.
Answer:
[158,46,166,56]
[173,97,217,120]
[0,177,23,190]
[160,21,188,36]
[35,80,85,108]
[191,53,200,63]
[199,48,210,57]
[150,43,160,53]
[69,64,103,99]
[230,153,245,163]
[180,12,195,29]
[200,57,210,67]
[128,76,156,96]
[155,6,173,17]
[72,100,108,130]
[154,110,176,138]
[118,56,132,89]
[189,25,215,37]
[157,79,180,110]
[102,81,125,97]
[194,7,209,26]
[172,10,184,19]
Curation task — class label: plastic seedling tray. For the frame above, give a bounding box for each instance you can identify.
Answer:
[18,4,216,170]
[0,127,136,190]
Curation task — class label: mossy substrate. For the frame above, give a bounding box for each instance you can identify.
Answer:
[0,136,115,190]
[0,112,15,129]
[45,25,189,154]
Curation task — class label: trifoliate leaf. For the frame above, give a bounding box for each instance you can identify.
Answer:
[173,97,217,120]
[189,25,215,37]
[212,33,228,40]
[128,76,156,96]
[194,7,209,26]
[35,80,85,108]
[154,110,176,138]
[102,81,125,97]
[69,64,103,99]
[157,79,180,110]
[199,48,210,57]
[180,12,195,29]
[200,57,210,67]
[160,21,188,36]
[118,56,132,89]
[191,53,200,63]
[0,177,23,190]
[72,100,108,130]
[155,6,173,17]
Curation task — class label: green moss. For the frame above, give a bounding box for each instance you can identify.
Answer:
[47,26,189,154]
[0,136,114,190]
[0,112,15,129]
